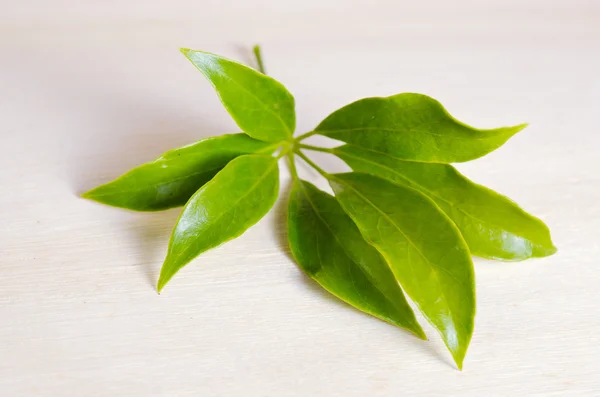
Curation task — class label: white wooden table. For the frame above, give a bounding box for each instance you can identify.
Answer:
[1,1,598,395]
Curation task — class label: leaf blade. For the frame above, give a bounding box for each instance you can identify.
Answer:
[315,93,525,163]
[82,134,274,211]
[157,154,279,291]
[333,144,557,260]
[329,172,475,368]
[288,179,426,339]
[181,48,295,142]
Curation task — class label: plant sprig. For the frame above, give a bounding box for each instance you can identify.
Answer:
[83,45,556,369]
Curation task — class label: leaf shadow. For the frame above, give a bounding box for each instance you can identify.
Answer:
[72,110,226,288]
[63,101,226,289]
[126,209,182,289]
[65,105,226,196]
[272,176,454,369]
[271,177,345,301]
[270,177,293,262]
[8,53,231,288]
[232,44,259,70]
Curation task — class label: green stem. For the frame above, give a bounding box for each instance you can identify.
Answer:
[294,131,317,142]
[253,45,266,74]
[298,144,333,153]
[287,153,298,180]
[276,143,293,159]
[295,150,331,179]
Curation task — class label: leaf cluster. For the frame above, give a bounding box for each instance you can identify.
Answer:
[83,46,556,369]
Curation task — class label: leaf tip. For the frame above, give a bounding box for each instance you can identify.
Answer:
[156,276,167,294]
[514,122,529,132]
[501,122,528,138]
[538,243,558,258]
[80,190,91,199]
[80,186,110,206]
[442,326,471,370]
[546,241,558,255]
[450,348,466,371]
[406,322,427,340]
[415,328,428,341]
[157,263,176,293]
[450,343,469,370]
[179,47,191,56]
[80,188,98,201]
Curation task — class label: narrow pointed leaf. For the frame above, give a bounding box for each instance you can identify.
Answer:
[315,93,526,163]
[329,172,475,369]
[158,154,279,291]
[181,48,295,142]
[288,179,426,339]
[82,134,274,211]
[333,144,557,261]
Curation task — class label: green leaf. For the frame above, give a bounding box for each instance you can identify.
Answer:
[82,134,274,211]
[329,172,475,369]
[181,48,295,142]
[157,154,279,291]
[287,179,426,339]
[333,144,557,261]
[315,93,526,163]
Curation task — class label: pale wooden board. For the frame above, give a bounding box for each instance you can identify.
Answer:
[1,1,599,395]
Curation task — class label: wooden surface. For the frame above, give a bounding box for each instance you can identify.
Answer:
[1,1,598,395]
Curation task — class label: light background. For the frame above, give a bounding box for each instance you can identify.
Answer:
[1,1,598,395]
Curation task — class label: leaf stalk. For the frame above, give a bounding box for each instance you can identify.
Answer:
[295,150,330,179]
[294,131,318,142]
[253,45,266,74]
[297,144,333,153]
[287,152,299,180]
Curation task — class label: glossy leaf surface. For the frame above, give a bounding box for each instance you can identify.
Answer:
[288,179,426,338]
[181,48,295,142]
[158,154,279,291]
[334,144,557,260]
[316,93,526,163]
[329,172,475,368]
[82,134,274,211]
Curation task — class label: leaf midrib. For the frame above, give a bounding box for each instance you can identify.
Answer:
[333,176,465,327]
[298,183,403,315]
[165,159,277,270]
[320,125,510,142]
[337,149,539,246]
[221,69,293,136]
[89,167,221,197]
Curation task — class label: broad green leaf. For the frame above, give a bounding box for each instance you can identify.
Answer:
[157,154,279,291]
[315,93,526,163]
[333,145,557,261]
[288,179,426,339]
[181,48,295,142]
[82,134,274,211]
[329,172,475,369]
